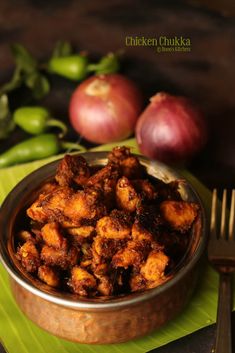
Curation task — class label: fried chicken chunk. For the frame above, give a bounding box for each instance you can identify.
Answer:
[41,222,68,250]
[17,230,34,243]
[132,179,156,200]
[140,250,169,286]
[87,165,119,208]
[63,187,107,226]
[112,240,150,269]
[96,210,132,239]
[116,177,140,212]
[97,276,113,296]
[93,264,113,296]
[38,265,60,288]
[55,154,90,187]
[41,245,79,270]
[132,219,154,242]
[39,182,58,194]
[69,266,97,296]
[160,200,199,232]
[17,240,40,273]
[108,146,144,179]
[132,204,163,241]
[27,186,73,223]
[67,226,95,244]
[130,273,146,292]
[87,164,119,199]
[93,236,124,259]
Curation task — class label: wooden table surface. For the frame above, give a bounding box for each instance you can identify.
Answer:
[0,1,234,352]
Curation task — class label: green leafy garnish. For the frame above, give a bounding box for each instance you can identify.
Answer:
[0,44,50,100]
[25,72,50,99]
[11,44,37,73]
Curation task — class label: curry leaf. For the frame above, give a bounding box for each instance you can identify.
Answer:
[11,44,37,73]
[0,66,22,96]
[25,72,50,99]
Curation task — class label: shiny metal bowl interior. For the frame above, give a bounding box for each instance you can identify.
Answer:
[0,152,207,311]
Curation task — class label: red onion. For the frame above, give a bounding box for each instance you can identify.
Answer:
[69,74,143,144]
[136,92,207,163]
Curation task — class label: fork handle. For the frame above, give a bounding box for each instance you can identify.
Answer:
[215,273,232,353]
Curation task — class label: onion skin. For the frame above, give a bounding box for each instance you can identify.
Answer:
[69,74,143,144]
[136,92,208,163]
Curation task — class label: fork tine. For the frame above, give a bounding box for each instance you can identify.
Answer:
[220,189,227,239]
[210,188,217,238]
[228,189,235,240]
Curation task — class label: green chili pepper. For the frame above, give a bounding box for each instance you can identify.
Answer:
[48,55,88,81]
[13,106,68,137]
[87,52,120,75]
[0,94,15,140]
[0,133,86,168]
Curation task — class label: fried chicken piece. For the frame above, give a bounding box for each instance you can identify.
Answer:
[80,259,93,268]
[116,177,140,212]
[130,273,146,292]
[16,240,40,273]
[120,156,144,179]
[160,200,199,232]
[132,202,170,242]
[93,263,113,296]
[63,187,107,226]
[26,194,48,223]
[17,230,34,243]
[69,266,97,296]
[87,165,119,208]
[39,182,58,194]
[93,236,124,259]
[140,250,169,284]
[96,210,132,239]
[80,242,93,268]
[132,179,156,200]
[81,242,93,258]
[41,222,68,250]
[67,226,95,244]
[93,263,109,276]
[41,245,79,270]
[108,146,131,164]
[55,154,90,187]
[112,240,150,269]
[97,277,113,296]
[132,219,154,242]
[108,146,144,179]
[38,265,60,288]
[27,186,73,223]
[25,182,58,223]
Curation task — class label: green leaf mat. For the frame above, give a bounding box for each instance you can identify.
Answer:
[0,139,234,353]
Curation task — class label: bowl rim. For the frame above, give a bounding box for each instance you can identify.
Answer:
[0,151,207,310]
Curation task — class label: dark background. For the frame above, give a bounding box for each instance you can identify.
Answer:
[0,1,235,352]
[1,0,235,190]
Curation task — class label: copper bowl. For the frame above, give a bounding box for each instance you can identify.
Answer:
[0,152,207,344]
